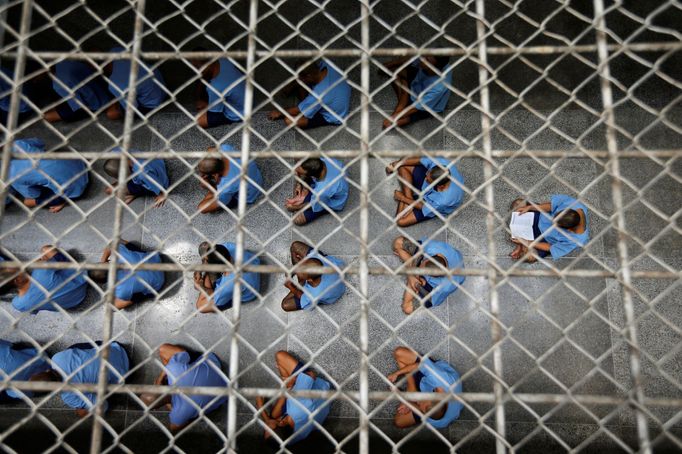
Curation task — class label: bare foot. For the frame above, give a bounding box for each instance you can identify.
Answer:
[105,186,114,195]
[124,195,137,205]
[510,245,523,260]
[48,202,66,213]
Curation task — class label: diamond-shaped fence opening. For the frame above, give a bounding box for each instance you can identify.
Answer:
[0,0,680,452]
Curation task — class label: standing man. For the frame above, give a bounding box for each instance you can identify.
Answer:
[196,144,263,213]
[191,52,245,129]
[387,347,463,429]
[103,147,169,207]
[9,138,89,213]
[392,236,465,315]
[139,343,228,432]
[285,157,349,226]
[386,156,464,227]
[269,59,351,129]
[44,59,110,123]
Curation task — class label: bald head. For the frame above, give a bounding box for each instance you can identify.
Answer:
[198,158,224,176]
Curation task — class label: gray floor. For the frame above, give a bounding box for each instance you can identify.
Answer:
[0,103,681,453]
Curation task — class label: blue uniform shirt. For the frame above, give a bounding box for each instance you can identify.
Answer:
[108,47,167,110]
[165,351,228,426]
[11,255,88,313]
[298,60,351,124]
[299,252,346,310]
[418,357,463,429]
[212,243,260,309]
[409,59,452,113]
[112,147,169,195]
[114,244,165,301]
[419,157,464,218]
[207,59,245,122]
[0,340,50,399]
[420,238,465,307]
[53,60,110,112]
[9,139,89,200]
[309,157,349,213]
[0,67,31,113]
[286,373,331,444]
[52,342,129,411]
[216,144,263,205]
[537,194,590,259]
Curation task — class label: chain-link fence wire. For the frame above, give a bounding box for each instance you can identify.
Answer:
[0,0,680,452]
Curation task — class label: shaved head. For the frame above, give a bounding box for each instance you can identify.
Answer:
[198,158,224,175]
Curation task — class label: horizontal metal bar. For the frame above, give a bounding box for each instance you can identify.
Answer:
[6,149,682,160]
[0,260,678,279]
[3,41,680,61]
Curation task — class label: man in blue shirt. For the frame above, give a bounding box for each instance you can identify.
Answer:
[269,59,351,129]
[44,60,110,123]
[256,351,331,445]
[10,245,88,313]
[380,55,451,129]
[386,156,464,227]
[285,157,349,226]
[510,194,589,262]
[281,241,346,312]
[196,144,263,213]
[191,52,245,129]
[9,138,89,213]
[393,236,465,315]
[30,341,129,417]
[0,340,50,401]
[103,47,168,120]
[194,241,261,313]
[0,66,36,126]
[103,148,169,207]
[139,343,228,431]
[387,346,463,430]
[88,240,165,310]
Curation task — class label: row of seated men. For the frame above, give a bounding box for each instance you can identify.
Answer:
[1,52,451,130]
[0,340,463,443]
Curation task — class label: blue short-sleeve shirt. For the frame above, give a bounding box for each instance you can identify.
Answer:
[409,59,452,113]
[419,157,464,218]
[309,157,349,213]
[53,60,110,112]
[165,351,228,426]
[298,60,351,124]
[211,243,260,309]
[418,357,463,429]
[420,238,465,307]
[207,59,245,122]
[11,255,88,313]
[299,253,346,310]
[0,67,31,113]
[537,194,590,259]
[285,373,331,444]
[52,342,129,411]
[108,48,167,110]
[0,340,50,399]
[216,144,263,206]
[114,244,165,301]
[111,147,169,195]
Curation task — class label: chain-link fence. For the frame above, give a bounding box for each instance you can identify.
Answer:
[0,0,680,452]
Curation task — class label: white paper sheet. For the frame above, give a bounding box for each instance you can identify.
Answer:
[510,212,535,240]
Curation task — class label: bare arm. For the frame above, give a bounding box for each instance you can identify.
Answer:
[517,202,551,214]
[387,361,420,383]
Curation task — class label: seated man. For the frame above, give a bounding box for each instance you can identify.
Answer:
[44,60,110,123]
[104,46,167,120]
[191,53,245,129]
[139,343,227,432]
[386,156,464,227]
[10,245,88,313]
[0,339,50,402]
[392,236,465,315]
[256,351,331,445]
[31,341,129,417]
[285,157,349,226]
[196,144,263,213]
[380,55,451,129]
[103,147,169,207]
[0,66,36,126]
[9,138,89,213]
[194,241,260,313]
[281,241,346,312]
[387,346,463,430]
[88,240,165,310]
[269,59,351,129]
[510,194,589,262]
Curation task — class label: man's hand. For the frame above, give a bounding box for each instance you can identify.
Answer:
[124,194,137,205]
[268,110,283,121]
[385,161,399,175]
[397,403,411,415]
[383,117,395,129]
[394,190,410,203]
[387,372,400,383]
[515,204,532,214]
[407,275,421,292]
[511,237,530,247]
[153,194,166,208]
